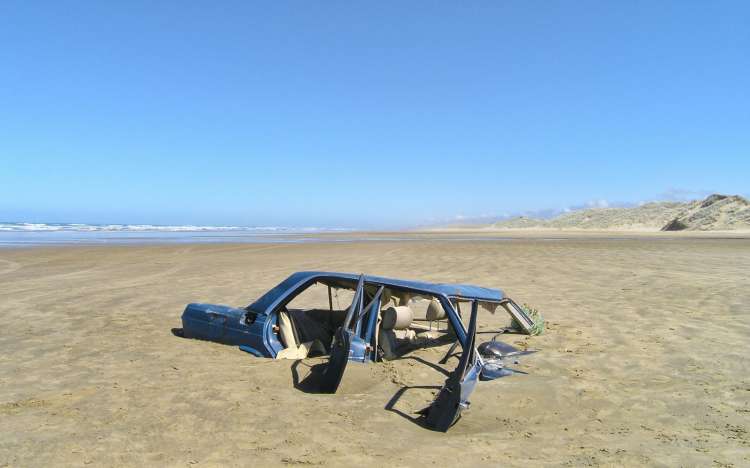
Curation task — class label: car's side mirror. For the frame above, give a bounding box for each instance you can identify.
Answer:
[479,360,514,381]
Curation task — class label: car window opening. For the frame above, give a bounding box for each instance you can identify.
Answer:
[273,280,464,361]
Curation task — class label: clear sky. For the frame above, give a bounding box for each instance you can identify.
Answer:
[1,1,748,227]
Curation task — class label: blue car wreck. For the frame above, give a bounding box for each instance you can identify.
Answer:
[181,271,540,431]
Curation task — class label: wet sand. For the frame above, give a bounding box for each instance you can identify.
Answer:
[1,236,748,466]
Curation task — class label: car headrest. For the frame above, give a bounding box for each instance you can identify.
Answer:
[426,299,446,321]
[381,306,413,330]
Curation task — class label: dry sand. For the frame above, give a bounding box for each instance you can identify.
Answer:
[1,235,749,466]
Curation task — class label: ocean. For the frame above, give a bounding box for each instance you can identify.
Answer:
[0,223,356,247]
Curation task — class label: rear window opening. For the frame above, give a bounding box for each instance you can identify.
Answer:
[376,290,458,361]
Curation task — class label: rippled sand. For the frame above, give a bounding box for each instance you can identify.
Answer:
[1,235,748,466]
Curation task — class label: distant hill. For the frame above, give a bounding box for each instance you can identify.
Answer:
[481,194,750,231]
[661,194,750,231]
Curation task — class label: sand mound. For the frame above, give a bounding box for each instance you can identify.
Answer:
[490,202,683,231]
[487,194,750,231]
[661,194,750,231]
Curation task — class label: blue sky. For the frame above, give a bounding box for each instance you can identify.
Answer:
[1,1,748,228]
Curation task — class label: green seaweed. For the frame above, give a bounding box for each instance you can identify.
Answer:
[521,303,545,336]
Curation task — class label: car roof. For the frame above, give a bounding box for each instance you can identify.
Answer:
[247,271,505,313]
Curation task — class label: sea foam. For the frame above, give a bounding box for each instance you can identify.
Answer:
[0,222,351,233]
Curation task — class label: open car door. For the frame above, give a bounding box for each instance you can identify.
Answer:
[421,300,481,432]
[320,276,383,393]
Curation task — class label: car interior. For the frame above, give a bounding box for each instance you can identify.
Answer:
[274,279,458,360]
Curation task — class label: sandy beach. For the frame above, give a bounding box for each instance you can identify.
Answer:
[1,234,748,466]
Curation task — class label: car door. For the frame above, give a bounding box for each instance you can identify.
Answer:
[319,276,384,393]
[422,300,481,432]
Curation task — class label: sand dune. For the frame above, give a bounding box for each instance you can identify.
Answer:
[1,236,749,466]
[662,194,750,231]
[465,194,750,232]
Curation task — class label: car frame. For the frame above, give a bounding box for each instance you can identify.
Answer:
[181,271,539,431]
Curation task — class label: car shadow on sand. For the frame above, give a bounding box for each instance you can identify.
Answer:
[289,351,452,430]
[290,357,446,430]
[382,354,453,430]
[290,359,329,393]
[384,385,443,430]
[394,355,452,377]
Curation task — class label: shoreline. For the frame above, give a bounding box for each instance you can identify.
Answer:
[2,228,749,249]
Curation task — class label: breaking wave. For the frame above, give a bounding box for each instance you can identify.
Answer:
[0,222,353,233]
